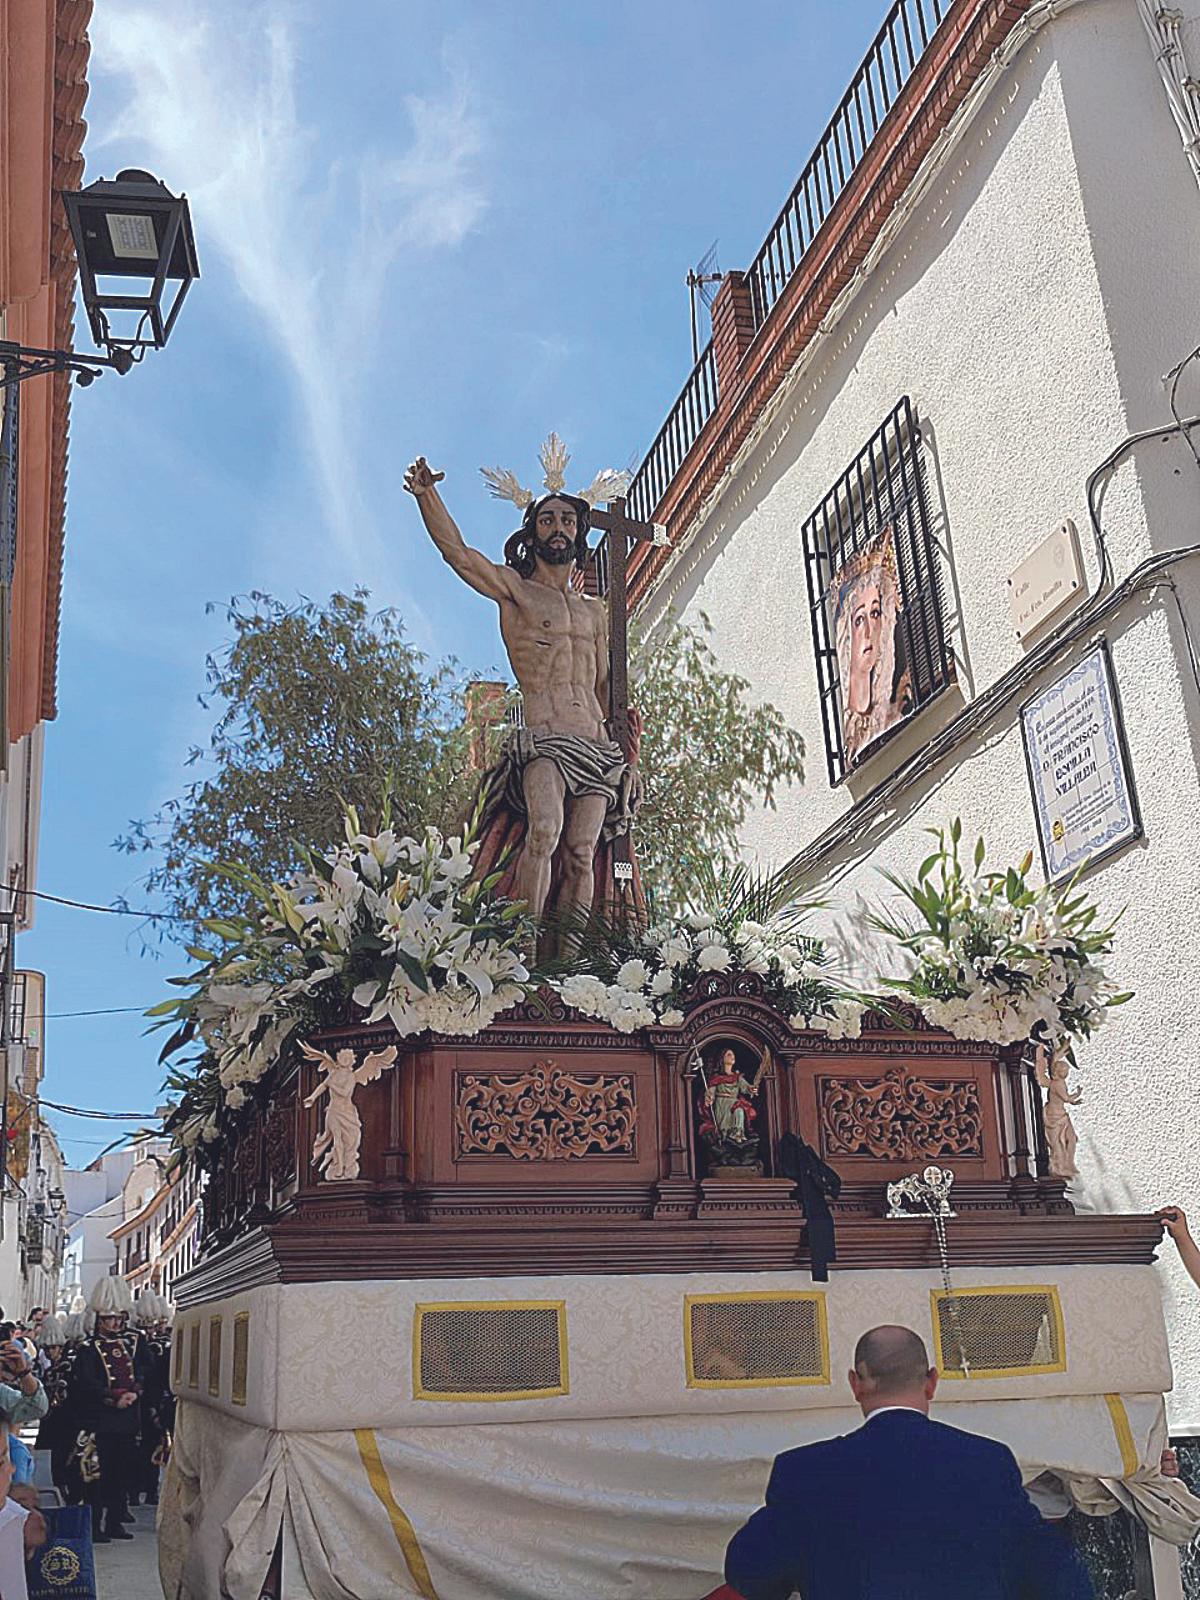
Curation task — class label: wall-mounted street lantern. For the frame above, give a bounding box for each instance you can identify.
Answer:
[1,168,199,390]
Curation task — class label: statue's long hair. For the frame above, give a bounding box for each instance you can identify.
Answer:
[503,492,591,578]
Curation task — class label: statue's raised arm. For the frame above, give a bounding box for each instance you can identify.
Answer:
[404,458,514,604]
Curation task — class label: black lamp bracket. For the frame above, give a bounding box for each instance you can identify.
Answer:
[0,339,135,390]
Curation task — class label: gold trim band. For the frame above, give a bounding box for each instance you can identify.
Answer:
[1103,1393,1139,1478]
[354,1428,439,1600]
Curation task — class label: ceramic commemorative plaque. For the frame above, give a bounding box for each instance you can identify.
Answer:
[1020,643,1141,882]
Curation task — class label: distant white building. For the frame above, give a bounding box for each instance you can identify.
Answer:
[626,0,1200,1456]
[110,1158,202,1305]
[0,973,69,1319]
[60,1139,170,1310]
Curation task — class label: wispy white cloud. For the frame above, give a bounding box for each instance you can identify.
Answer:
[89,1,488,575]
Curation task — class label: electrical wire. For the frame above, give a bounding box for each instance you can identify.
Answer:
[1167,346,1200,472]
[44,1007,147,1019]
[9,887,187,923]
[37,1101,156,1121]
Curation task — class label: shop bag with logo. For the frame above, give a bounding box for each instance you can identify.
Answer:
[26,1504,97,1600]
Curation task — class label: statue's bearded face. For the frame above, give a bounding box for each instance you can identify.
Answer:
[533,498,578,567]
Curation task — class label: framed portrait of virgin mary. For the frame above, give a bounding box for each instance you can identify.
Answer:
[802,396,953,784]
[829,523,914,768]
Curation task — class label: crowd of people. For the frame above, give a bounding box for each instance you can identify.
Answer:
[0,1270,173,1577]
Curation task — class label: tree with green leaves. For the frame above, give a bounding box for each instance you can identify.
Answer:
[117,590,480,942]
[631,612,806,916]
[120,593,806,940]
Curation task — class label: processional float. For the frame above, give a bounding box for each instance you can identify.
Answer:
[158,443,1191,1600]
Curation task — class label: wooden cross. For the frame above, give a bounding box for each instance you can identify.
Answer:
[586,495,668,881]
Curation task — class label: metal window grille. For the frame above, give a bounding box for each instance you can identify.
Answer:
[414,1302,567,1401]
[7,971,25,1044]
[931,1287,1065,1379]
[685,1293,829,1388]
[802,396,950,784]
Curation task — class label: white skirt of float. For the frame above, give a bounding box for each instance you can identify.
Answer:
[160,1389,1183,1600]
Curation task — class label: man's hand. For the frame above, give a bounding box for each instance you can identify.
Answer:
[0,1340,29,1378]
[1157,1206,1191,1242]
[403,457,445,498]
[21,1505,47,1554]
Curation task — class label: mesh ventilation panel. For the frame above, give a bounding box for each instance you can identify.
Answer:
[686,1293,829,1388]
[187,1322,200,1388]
[932,1287,1065,1378]
[415,1302,567,1400]
[172,1327,185,1387]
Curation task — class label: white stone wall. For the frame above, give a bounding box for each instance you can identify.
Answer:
[645,0,1200,1426]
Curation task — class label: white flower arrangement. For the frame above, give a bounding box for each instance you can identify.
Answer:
[155,804,534,1160]
[873,821,1131,1052]
[157,813,1132,1168]
[553,910,860,1034]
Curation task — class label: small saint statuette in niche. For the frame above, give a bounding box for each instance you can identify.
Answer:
[695,1043,770,1178]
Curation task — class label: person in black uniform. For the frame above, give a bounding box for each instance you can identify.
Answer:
[133,1291,171,1505]
[70,1278,146,1543]
[33,1314,78,1497]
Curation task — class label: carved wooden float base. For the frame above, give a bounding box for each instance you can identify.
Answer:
[190,992,1163,1308]
[176,1197,1163,1306]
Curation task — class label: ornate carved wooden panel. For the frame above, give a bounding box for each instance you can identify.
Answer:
[455,1060,637,1161]
[819,1067,983,1161]
[264,1103,295,1188]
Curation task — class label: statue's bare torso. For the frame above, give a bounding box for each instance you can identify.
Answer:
[498,583,607,741]
[404,458,617,933]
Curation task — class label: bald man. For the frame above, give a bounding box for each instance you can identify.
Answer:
[724,1324,1092,1600]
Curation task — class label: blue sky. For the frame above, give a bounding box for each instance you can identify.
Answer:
[26,0,888,1165]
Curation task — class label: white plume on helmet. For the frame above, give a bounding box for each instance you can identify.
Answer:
[88,1275,134,1316]
[136,1290,172,1325]
[36,1315,67,1347]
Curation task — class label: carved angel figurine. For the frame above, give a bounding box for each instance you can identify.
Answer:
[301,1041,398,1182]
[1036,1045,1082,1179]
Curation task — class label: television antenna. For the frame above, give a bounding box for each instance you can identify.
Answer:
[686,241,724,363]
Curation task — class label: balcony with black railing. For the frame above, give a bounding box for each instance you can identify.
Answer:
[746,0,947,326]
[612,0,950,568]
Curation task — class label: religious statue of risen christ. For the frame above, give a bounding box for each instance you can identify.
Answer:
[404,457,636,927]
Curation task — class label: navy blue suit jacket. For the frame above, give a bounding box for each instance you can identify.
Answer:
[724,1409,1094,1600]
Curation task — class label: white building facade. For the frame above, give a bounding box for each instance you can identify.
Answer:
[61,1139,170,1310]
[629,0,1200,1445]
[0,973,69,1319]
[111,1158,201,1305]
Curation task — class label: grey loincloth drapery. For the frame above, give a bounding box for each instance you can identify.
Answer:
[478,729,638,843]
